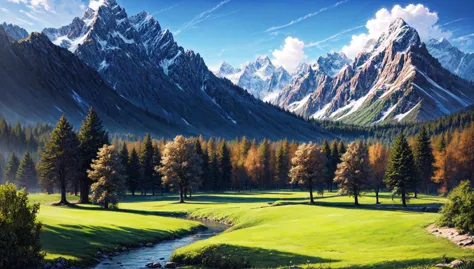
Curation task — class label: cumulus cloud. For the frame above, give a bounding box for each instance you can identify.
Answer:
[89,0,105,11]
[272,37,307,73]
[342,4,451,58]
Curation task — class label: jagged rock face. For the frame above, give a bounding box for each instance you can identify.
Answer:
[1,22,28,41]
[214,56,291,102]
[0,27,182,136]
[314,52,351,77]
[427,38,474,82]
[275,18,474,125]
[42,0,326,140]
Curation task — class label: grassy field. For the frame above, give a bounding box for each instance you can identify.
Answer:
[32,194,204,264]
[32,191,473,268]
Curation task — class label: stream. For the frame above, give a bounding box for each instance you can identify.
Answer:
[93,219,227,269]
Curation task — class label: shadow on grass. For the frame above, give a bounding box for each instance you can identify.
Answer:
[171,243,339,268]
[343,257,442,269]
[41,223,200,264]
[272,200,442,214]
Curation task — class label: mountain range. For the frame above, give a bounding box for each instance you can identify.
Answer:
[1,0,473,138]
[273,18,474,125]
[427,38,474,83]
[0,0,328,140]
[214,52,350,103]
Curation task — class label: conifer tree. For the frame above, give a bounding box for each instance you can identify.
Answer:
[139,133,154,195]
[385,133,416,207]
[88,145,126,209]
[289,142,327,204]
[77,108,109,204]
[258,139,271,189]
[275,139,289,188]
[334,141,370,205]
[127,148,141,195]
[4,152,19,183]
[38,116,79,205]
[158,136,202,203]
[413,127,435,195]
[119,142,129,171]
[322,139,332,191]
[329,140,340,188]
[16,152,37,191]
[152,143,162,195]
[217,141,232,190]
[208,138,219,191]
[337,141,346,158]
[195,139,209,191]
[0,154,5,184]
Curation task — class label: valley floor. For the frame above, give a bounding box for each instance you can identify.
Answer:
[32,191,472,268]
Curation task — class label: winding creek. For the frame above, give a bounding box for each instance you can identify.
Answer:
[93,219,227,269]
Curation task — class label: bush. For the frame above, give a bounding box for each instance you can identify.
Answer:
[438,181,474,232]
[0,183,44,268]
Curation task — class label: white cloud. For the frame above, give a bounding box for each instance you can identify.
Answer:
[341,4,451,58]
[272,37,307,73]
[89,0,105,11]
[8,0,55,12]
[0,8,9,12]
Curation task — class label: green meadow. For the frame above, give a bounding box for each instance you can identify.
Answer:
[32,191,473,268]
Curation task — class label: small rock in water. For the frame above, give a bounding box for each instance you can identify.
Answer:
[145,242,154,247]
[121,247,128,252]
[159,257,165,260]
[146,262,162,268]
[164,262,177,268]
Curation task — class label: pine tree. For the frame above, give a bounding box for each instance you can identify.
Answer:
[217,141,232,191]
[77,108,109,204]
[127,148,141,195]
[4,152,19,183]
[16,152,37,191]
[275,139,289,188]
[385,133,416,207]
[208,138,218,191]
[88,145,126,209]
[38,116,79,205]
[289,142,327,204]
[139,133,154,195]
[329,140,340,190]
[334,141,370,205]
[159,136,202,203]
[119,142,129,171]
[0,154,5,184]
[337,141,346,158]
[258,139,271,189]
[152,143,162,195]
[195,139,209,191]
[413,127,435,195]
[321,139,332,192]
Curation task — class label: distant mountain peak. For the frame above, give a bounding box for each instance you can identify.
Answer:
[1,22,28,41]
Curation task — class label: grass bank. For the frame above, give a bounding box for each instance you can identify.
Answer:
[31,194,204,265]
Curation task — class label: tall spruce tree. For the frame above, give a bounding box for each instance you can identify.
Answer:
[208,138,219,191]
[258,139,271,189]
[140,133,154,195]
[127,148,141,195]
[275,139,289,188]
[4,152,19,183]
[77,108,109,204]
[152,143,162,195]
[38,116,79,205]
[413,127,435,195]
[217,141,232,191]
[385,133,417,207]
[195,139,209,191]
[119,142,129,171]
[16,152,37,191]
[321,139,332,192]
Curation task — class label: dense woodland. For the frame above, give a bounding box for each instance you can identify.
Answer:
[0,106,474,207]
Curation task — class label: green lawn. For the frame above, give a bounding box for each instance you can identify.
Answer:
[32,194,204,264]
[32,191,472,268]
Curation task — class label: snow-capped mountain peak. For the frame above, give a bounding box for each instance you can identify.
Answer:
[427,38,474,82]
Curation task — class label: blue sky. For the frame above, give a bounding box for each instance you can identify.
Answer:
[1,0,474,71]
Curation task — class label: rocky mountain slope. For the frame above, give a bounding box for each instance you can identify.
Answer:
[427,38,474,82]
[1,22,28,41]
[38,0,327,139]
[275,18,474,125]
[0,26,184,136]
